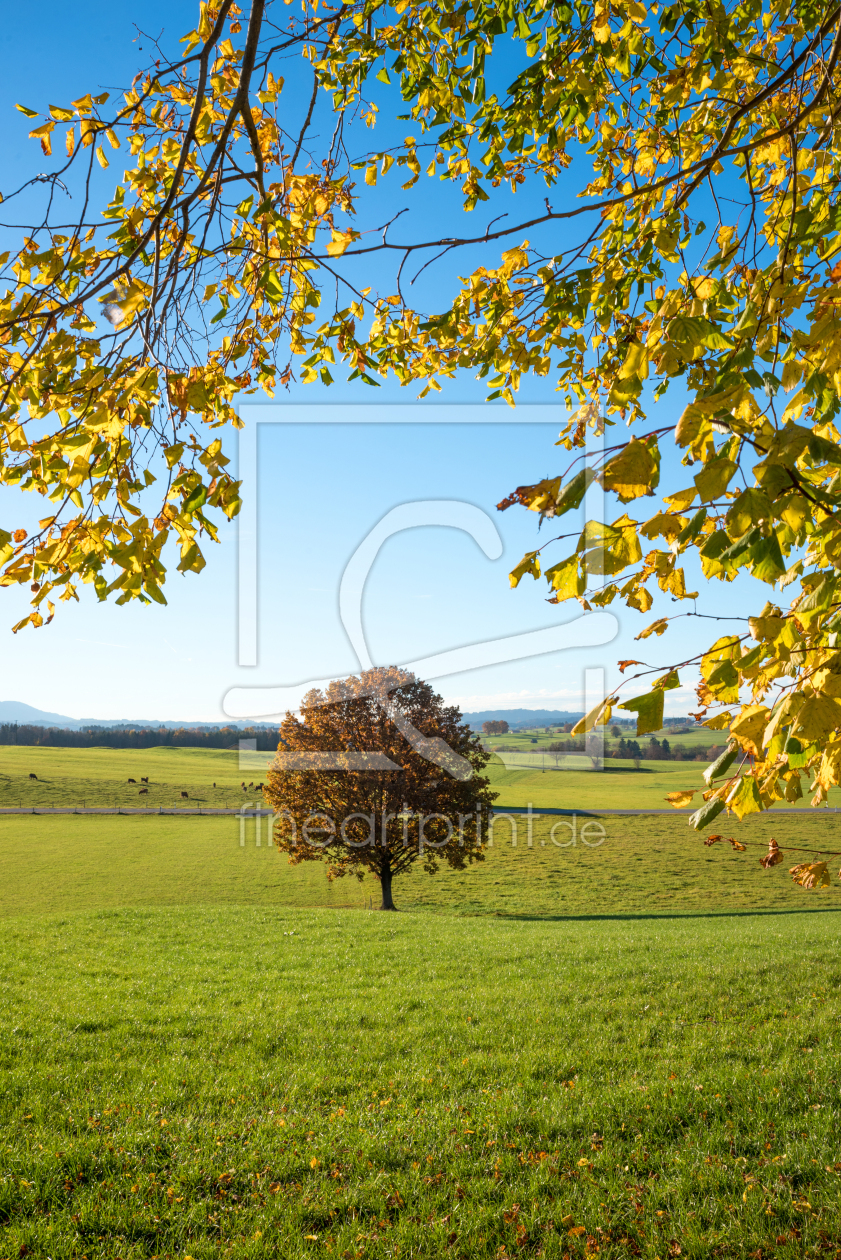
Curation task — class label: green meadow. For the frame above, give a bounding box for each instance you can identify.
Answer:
[1,810,841,919]
[0,746,261,810]
[3,748,841,1257]
[2,906,841,1259]
[4,743,841,811]
[481,725,724,752]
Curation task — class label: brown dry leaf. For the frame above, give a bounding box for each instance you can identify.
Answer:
[831,262,841,283]
[790,861,831,889]
[728,838,747,852]
[760,839,784,868]
[635,617,669,640]
[704,834,723,846]
[618,659,644,672]
[503,1204,521,1224]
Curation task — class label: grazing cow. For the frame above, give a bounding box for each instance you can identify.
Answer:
[141,776,149,783]
[248,781,254,788]
[128,778,136,784]
[240,781,245,788]
[242,784,247,791]
[180,791,189,799]
[139,787,149,795]
[29,773,37,780]
[256,783,263,792]
[212,782,216,788]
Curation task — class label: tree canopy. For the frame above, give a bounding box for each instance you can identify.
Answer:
[263,666,495,909]
[5,0,841,840]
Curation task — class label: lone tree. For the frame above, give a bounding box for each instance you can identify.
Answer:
[7,2,841,880]
[263,666,496,910]
[482,720,509,736]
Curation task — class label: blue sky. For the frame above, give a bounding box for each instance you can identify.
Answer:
[0,4,771,723]
[2,392,770,723]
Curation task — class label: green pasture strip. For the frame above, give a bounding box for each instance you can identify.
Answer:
[0,744,256,783]
[1,907,840,1259]
[483,727,724,751]
[4,744,838,812]
[0,744,274,809]
[484,761,841,811]
[2,812,841,920]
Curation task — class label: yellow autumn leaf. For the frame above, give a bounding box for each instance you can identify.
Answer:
[617,340,649,381]
[602,438,657,502]
[618,688,664,736]
[665,790,696,808]
[703,711,734,730]
[726,775,763,819]
[326,230,357,257]
[694,458,737,503]
[790,862,831,890]
[592,8,611,41]
[571,696,617,735]
[790,695,841,744]
[578,515,642,573]
[29,121,55,153]
[663,487,698,512]
[640,511,686,542]
[762,692,805,746]
[814,742,841,793]
[726,488,771,539]
[509,550,541,588]
[729,705,769,758]
[96,145,109,168]
[635,616,668,639]
[544,554,583,600]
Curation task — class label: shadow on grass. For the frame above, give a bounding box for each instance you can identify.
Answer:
[491,906,841,922]
[599,766,655,774]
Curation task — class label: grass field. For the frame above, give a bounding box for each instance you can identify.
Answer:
[4,746,841,1257]
[481,726,724,752]
[2,906,841,1259]
[2,810,841,919]
[5,744,841,812]
[486,760,841,810]
[0,746,265,810]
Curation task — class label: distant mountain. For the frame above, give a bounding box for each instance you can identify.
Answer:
[0,701,81,727]
[0,701,275,730]
[462,708,584,729]
[461,708,695,731]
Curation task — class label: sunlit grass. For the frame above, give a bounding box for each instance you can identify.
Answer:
[4,751,841,1256]
[1,906,840,1258]
[2,810,841,919]
[4,743,841,811]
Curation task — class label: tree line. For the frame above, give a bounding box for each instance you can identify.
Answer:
[540,737,721,764]
[0,724,280,750]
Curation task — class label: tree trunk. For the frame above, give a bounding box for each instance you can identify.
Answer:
[379,866,397,911]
